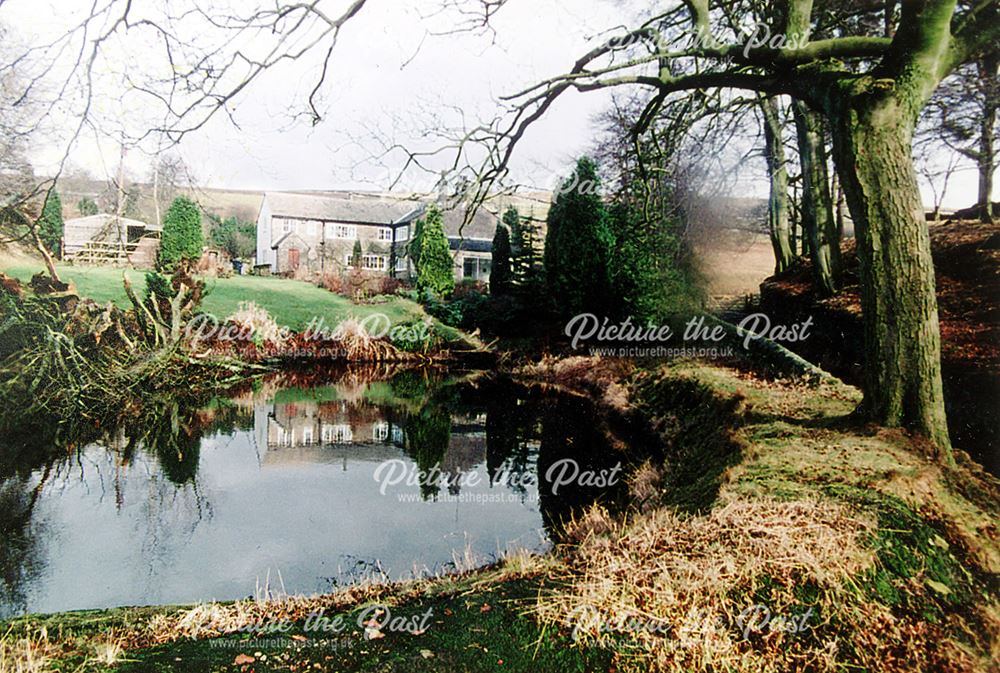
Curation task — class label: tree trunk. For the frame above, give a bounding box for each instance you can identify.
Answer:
[761,97,793,274]
[829,94,952,461]
[793,100,840,295]
[153,156,162,228]
[977,56,997,223]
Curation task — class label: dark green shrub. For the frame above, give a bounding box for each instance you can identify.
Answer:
[38,190,64,257]
[415,205,454,297]
[490,222,512,295]
[158,196,203,270]
[76,196,98,217]
[544,157,615,317]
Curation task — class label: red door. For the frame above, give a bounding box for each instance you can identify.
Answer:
[288,248,300,271]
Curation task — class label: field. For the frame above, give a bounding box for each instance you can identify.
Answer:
[693,231,776,305]
[0,261,431,332]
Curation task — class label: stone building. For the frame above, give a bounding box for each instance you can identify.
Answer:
[254,191,497,282]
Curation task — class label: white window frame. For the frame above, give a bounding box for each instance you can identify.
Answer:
[396,225,409,241]
[377,227,393,242]
[330,224,357,240]
[321,423,353,444]
[362,255,386,271]
[463,255,491,280]
[373,421,389,442]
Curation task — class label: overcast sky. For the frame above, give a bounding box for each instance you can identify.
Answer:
[2,0,990,209]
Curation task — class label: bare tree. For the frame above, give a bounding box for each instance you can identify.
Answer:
[0,1,370,276]
[149,153,193,227]
[915,139,963,220]
[760,95,793,273]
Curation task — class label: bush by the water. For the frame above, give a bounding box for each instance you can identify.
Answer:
[0,269,252,451]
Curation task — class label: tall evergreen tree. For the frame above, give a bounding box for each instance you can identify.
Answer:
[490,222,512,295]
[608,202,654,320]
[504,207,526,283]
[544,157,615,317]
[416,204,454,296]
[38,189,64,257]
[505,206,546,308]
[351,238,363,267]
[504,207,536,283]
[158,196,203,270]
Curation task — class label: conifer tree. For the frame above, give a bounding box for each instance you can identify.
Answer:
[490,222,512,295]
[158,196,203,270]
[38,189,64,257]
[544,157,615,317]
[416,204,454,296]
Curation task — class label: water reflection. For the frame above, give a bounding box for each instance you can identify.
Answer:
[0,366,625,617]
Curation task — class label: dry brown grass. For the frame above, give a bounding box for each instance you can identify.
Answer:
[694,236,775,303]
[519,355,635,413]
[225,301,287,345]
[134,546,554,648]
[525,362,1000,673]
[336,318,408,362]
[537,499,880,672]
[0,626,52,673]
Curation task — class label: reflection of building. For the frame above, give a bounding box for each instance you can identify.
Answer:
[443,413,488,475]
[251,399,488,489]
[254,399,406,466]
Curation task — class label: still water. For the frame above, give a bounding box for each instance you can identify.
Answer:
[0,367,624,617]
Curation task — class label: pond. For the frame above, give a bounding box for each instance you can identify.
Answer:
[0,367,626,618]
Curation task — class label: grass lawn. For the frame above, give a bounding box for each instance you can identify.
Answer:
[0,262,431,332]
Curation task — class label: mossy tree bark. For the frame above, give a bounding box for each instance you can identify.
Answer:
[793,100,840,296]
[761,96,794,274]
[829,91,952,460]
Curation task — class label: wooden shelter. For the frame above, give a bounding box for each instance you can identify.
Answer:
[63,214,162,267]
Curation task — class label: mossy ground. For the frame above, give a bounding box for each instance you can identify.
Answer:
[2,570,608,673]
[617,362,999,671]
[113,578,607,673]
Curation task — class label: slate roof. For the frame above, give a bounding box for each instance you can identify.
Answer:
[262,192,499,241]
[264,192,423,225]
[439,204,498,241]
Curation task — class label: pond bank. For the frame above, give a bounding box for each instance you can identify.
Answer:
[752,218,1000,475]
[3,357,997,673]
